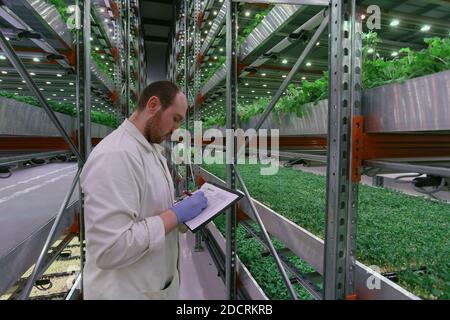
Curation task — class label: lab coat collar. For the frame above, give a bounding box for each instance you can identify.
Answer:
[121,119,165,155]
[121,119,174,202]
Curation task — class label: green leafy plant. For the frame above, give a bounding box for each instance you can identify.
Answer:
[203,163,450,300]
[91,51,115,81]
[0,91,117,127]
[201,36,450,128]
[238,6,273,45]
[201,56,226,85]
[48,0,69,24]
[201,7,273,86]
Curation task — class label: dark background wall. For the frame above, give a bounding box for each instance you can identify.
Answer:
[140,0,175,84]
[146,42,168,83]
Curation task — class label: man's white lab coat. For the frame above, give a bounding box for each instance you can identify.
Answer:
[80,119,179,299]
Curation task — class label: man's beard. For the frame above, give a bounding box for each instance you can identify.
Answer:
[143,111,168,144]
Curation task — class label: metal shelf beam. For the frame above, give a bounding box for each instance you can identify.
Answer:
[200,4,304,98]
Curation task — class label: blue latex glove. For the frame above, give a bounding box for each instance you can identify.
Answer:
[172,191,208,223]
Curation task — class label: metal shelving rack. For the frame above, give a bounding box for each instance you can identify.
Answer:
[173,0,450,300]
[0,0,147,299]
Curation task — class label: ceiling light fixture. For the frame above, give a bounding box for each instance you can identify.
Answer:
[390,19,400,27]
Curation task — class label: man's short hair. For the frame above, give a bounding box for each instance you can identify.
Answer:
[137,81,181,111]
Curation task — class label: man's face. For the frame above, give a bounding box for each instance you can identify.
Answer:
[144,92,187,144]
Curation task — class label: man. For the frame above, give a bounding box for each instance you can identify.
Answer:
[80,81,208,299]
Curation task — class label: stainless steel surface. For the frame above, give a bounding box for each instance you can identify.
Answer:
[241,100,329,135]
[364,160,450,178]
[19,167,81,299]
[65,274,82,300]
[193,0,202,183]
[0,31,83,162]
[234,0,329,5]
[91,2,114,51]
[323,0,355,300]
[225,0,238,300]
[201,168,420,300]
[200,4,304,98]
[184,0,191,191]
[238,73,450,136]
[125,0,130,117]
[0,163,79,295]
[91,59,114,94]
[191,1,226,80]
[0,202,78,297]
[354,262,420,300]
[83,0,92,158]
[26,0,73,48]
[254,15,329,132]
[0,4,70,68]
[2,0,72,48]
[345,0,362,298]
[0,97,74,136]
[239,4,301,61]
[234,164,298,299]
[363,70,450,133]
[240,8,324,78]
[200,64,226,97]
[6,233,76,300]
[201,1,226,53]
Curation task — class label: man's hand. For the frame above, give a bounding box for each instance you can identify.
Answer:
[171,191,208,223]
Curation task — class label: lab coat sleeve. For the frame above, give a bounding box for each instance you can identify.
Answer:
[81,151,165,270]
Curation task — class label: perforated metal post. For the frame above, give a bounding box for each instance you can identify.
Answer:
[192,0,204,251]
[324,0,362,300]
[183,0,190,192]
[76,0,88,297]
[125,0,131,117]
[114,0,125,125]
[225,0,238,300]
[193,0,201,184]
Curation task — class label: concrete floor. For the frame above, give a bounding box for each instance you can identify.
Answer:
[178,231,226,300]
[0,162,78,255]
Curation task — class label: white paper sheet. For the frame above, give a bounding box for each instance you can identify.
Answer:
[184,182,241,231]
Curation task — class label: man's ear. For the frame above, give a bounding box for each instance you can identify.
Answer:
[146,96,162,116]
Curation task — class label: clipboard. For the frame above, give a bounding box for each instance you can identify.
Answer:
[184,182,243,233]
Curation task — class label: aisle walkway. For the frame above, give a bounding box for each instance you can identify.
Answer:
[178,231,226,300]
